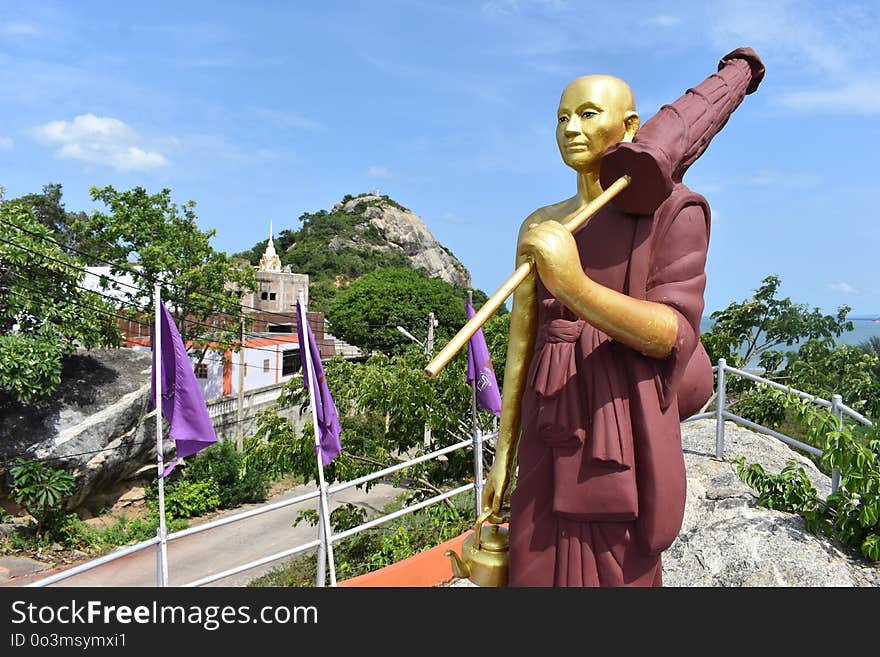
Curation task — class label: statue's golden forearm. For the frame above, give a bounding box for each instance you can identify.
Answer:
[519,220,678,359]
[482,255,537,514]
[554,274,678,359]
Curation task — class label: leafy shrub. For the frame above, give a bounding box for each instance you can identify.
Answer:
[7,458,75,541]
[50,513,94,551]
[733,390,880,561]
[730,385,788,429]
[185,440,269,508]
[153,479,221,520]
[733,458,820,515]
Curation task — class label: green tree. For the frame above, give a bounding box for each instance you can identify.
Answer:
[76,186,256,360]
[859,336,880,381]
[483,312,510,388]
[0,199,122,402]
[702,275,853,371]
[7,183,99,255]
[784,340,880,419]
[327,267,492,355]
[702,275,877,432]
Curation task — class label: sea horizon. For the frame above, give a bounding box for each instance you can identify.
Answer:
[700,316,880,350]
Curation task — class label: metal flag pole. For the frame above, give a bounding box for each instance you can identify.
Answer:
[153,281,169,587]
[467,290,483,519]
[298,291,337,587]
[316,511,326,587]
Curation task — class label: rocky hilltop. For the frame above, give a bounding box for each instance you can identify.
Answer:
[331,194,471,288]
[237,193,472,314]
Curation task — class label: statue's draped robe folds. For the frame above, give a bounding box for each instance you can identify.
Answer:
[509,183,711,587]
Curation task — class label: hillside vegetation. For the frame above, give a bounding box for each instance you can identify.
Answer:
[234,193,461,315]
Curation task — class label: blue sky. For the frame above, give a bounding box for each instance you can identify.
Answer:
[1,0,878,316]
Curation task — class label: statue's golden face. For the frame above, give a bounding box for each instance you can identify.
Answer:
[556,75,637,173]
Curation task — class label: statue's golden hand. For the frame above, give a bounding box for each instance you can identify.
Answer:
[482,447,510,519]
[518,220,583,298]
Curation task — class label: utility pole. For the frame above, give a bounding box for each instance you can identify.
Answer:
[426,312,435,358]
[424,312,437,446]
[236,315,246,452]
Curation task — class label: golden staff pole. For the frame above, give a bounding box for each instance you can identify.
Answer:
[424,175,631,378]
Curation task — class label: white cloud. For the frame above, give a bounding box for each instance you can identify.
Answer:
[2,23,40,36]
[829,282,858,294]
[775,80,880,115]
[250,107,326,132]
[31,114,169,171]
[740,169,820,188]
[443,212,466,225]
[366,165,393,178]
[482,1,520,18]
[709,2,880,114]
[709,3,853,76]
[644,15,681,27]
[0,136,13,150]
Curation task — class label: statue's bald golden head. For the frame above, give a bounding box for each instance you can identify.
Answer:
[556,75,640,172]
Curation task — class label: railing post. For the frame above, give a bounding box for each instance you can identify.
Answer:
[715,358,727,460]
[830,394,842,495]
[473,429,484,518]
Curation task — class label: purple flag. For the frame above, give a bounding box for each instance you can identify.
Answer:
[466,302,502,417]
[296,301,342,466]
[150,302,218,477]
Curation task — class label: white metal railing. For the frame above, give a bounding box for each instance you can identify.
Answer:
[28,433,486,588]
[685,358,875,496]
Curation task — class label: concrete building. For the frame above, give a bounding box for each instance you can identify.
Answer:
[127,333,303,400]
[84,226,336,400]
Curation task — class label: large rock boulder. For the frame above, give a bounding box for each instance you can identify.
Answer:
[0,349,157,511]
[450,419,878,587]
[335,194,471,288]
[663,419,878,587]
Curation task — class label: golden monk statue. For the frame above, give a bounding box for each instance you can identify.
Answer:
[480,48,765,586]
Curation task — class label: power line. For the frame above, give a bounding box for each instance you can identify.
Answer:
[2,284,150,335]
[0,216,315,323]
[5,259,314,355]
[0,228,332,346]
[4,274,309,364]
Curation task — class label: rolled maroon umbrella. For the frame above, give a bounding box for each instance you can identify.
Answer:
[600,46,766,215]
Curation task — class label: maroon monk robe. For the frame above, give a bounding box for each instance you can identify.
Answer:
[508,183,710,587]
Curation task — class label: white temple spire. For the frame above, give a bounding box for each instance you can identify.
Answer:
[258,220,282,272]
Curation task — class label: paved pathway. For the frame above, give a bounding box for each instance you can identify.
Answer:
[3,482,406,587]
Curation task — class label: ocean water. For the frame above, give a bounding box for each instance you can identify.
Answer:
[699,317,880,353]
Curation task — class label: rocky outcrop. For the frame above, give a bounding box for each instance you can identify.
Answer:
[333,194,471,288]
[663,419,878,587]
[0,349,157,511]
